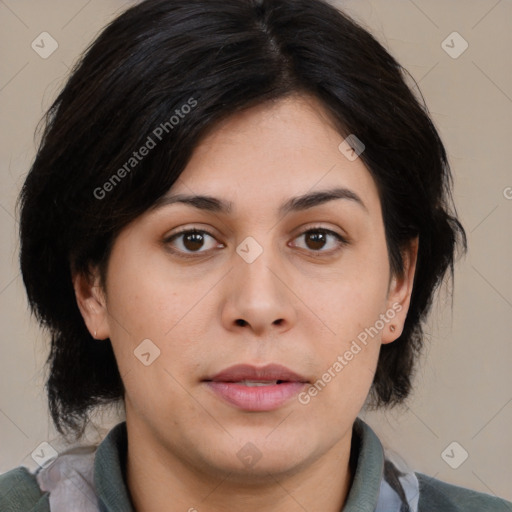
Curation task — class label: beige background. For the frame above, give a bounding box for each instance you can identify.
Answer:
[1,0,511,502]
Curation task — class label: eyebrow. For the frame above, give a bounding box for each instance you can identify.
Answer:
[150,187,367,216]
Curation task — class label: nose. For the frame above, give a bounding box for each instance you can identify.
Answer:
[221,244,297,337]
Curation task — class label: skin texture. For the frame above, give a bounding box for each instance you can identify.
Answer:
[74,94,418,512]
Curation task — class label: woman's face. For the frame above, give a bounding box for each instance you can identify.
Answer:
[76,94,416,480]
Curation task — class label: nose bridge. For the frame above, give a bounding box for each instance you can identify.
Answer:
[235,233,283,300]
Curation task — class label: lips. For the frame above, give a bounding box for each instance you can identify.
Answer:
[203,363,310,384]
[202,363,310,411]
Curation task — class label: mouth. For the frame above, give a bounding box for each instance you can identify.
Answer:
[202,363,310,411]
[212,380,288,386]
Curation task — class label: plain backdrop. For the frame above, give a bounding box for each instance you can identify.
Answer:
[1,0,511,502]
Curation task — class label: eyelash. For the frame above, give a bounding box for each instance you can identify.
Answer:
[164,226,349,260]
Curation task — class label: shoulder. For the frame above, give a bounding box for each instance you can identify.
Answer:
[0,466,49,511]
[416,472,512,512]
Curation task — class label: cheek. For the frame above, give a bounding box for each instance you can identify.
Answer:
[315,257,390,342]
[105,244,182,334]
[104,244,208,378]
[303,286,383,420]
[303,245,389,401]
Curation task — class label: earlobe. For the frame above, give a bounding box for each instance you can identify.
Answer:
[72,267,110,340]
[382,237,419,344]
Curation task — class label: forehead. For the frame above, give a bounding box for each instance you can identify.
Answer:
[157,94,381,219]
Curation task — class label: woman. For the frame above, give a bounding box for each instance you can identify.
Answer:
[1,0,510,510]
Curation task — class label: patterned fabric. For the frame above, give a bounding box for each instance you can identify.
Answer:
[35,447,98,512]
[376,459,419,512]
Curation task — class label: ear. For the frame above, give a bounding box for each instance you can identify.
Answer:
[381,237,419,344]
[72,266,110,340]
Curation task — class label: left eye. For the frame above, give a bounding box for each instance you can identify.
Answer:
[292,228,347,253]
[165,227,347,258]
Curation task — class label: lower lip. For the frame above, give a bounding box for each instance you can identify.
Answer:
[204,381,308,411]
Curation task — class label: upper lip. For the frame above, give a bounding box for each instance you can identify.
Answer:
[204,363,309,383]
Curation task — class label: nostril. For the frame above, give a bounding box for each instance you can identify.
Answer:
[235,319,247,327]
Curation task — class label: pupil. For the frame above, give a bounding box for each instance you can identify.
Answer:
[307,232,326,250]
[184,232,204,251]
